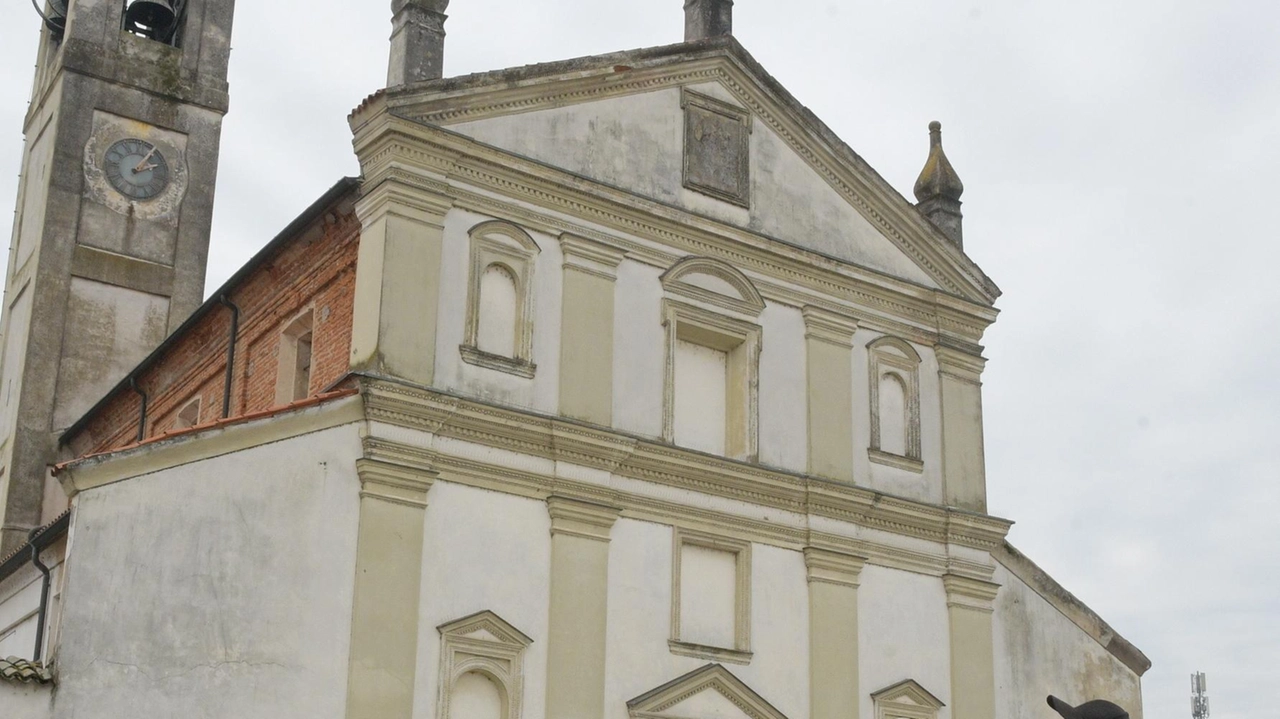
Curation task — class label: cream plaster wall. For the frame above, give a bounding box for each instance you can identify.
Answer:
[0,682,51,719]
[48,424,364,718]
[612,260,666,438]
[858,565,954,719]
[604,519,810,719]
[416,481,553,719]
[992,563,1145,719]
[450,85,939,287]
[434,208,561,414]
[756,303,808,473]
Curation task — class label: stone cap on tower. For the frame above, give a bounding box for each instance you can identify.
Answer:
[913,121,965,248]
[685,0,734,41]
[388,0,450,86]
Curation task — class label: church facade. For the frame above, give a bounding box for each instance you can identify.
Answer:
[0,2,1148,718]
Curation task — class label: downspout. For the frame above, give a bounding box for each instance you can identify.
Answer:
[218,295,240,419]
[29,528,51,662]
[128,377,148,443]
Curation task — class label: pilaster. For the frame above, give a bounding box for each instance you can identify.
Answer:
[942,574,1001,719]
[805,547,866,719]
[935,345,987,512]
[558,234,626,426]
[802,307,858,482]
[345,457,437,719]
[545,496,621,719]
[349,175,453,387]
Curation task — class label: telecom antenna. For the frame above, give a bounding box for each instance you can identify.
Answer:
[1191,672,1209,719]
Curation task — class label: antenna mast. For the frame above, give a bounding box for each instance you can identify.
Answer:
[1191,672,1209,719]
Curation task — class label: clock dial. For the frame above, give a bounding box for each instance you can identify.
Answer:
[103,138,170,201]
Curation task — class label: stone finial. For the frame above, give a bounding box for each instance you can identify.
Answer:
[685,0,733,41]
[913,121,965,248]
[388,0,450,86]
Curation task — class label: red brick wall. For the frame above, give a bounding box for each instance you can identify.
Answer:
[65,192,360,457]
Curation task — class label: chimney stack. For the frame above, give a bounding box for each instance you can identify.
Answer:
[913,121,965,248]
[685,0,733,42]
[388,0,449,86]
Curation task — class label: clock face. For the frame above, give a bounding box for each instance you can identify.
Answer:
[103,138,170,201]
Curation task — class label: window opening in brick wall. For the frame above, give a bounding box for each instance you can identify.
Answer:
[276,310,315,406]
[174,397,201,430]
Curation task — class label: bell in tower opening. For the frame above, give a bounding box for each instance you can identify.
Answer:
[124,0,182,44]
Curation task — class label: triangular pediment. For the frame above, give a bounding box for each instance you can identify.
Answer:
[437,610,533,648]
[627,664,788,719]
[870,679,945,711]
[383,38,999,305]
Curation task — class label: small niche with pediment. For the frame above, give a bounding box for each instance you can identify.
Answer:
[870,679,945,719]
[628,664,788,719]
[437,610,533,719]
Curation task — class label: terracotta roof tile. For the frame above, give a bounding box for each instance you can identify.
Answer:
[0,657,53,685]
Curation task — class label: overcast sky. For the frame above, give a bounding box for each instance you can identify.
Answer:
[2,2,1277,717]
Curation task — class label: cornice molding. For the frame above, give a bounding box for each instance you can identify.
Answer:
[547,496,622,541]
[941,574,1002,613]
[385,54,999,305]
[559,232,628,280]
[801,305,859,347]
[804,547,867,588]
[355,457,437,509]
[934,344,987,383]
[357,376,1014,559]
[353,111,997,347]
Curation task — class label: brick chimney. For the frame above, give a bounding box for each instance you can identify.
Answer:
[913,121,965,248]
[388,0,449,86]
[685,0,733,41]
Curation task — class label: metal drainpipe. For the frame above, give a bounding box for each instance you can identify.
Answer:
[218,295,240,419]
[29,528,52,662]
[128,376,148,443]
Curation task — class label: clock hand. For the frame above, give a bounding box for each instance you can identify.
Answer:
[136,162,158,172]
[133,147,157,173]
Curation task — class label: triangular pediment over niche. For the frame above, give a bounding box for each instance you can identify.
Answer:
[871,678,945,719]
[628,664,789,719]
[437,610,533,648]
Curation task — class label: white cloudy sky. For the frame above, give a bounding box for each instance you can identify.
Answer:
[2,2,1277,717]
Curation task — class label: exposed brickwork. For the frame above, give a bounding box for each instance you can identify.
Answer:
[63,190,361,458]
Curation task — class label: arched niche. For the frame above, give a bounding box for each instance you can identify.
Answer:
[867,336,923,469]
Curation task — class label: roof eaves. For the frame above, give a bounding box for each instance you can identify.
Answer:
[995,541,1152,676]
[55,387,360,473]
[0,509,70,584]
[58,177,361,446]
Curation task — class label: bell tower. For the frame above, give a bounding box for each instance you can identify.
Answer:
[0,0,235,551]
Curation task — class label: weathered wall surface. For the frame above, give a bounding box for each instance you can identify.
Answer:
[449,84,938,287]
[429,195,946,502]
[0,682,52,719]
[49,423,363,718]
[993,562,1145,719]
[63,190,360,457]
[858,564,954,719]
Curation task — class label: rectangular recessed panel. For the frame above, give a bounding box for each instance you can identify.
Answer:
[674,339,726,455]
[680,543,737,649]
